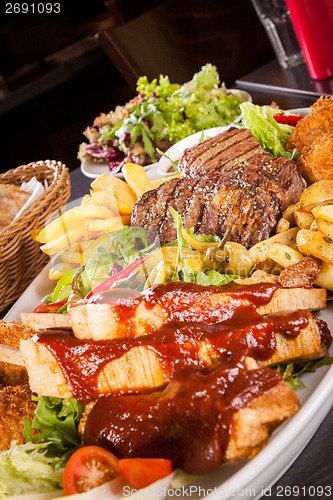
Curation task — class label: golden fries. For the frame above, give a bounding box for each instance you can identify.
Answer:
[299,180,333,212]
[249,228,299,265]
[122,163,152,198]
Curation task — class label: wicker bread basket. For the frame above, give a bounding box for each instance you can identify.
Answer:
[0,160,71,312]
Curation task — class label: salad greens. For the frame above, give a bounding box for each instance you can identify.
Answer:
[45,226,154,305]
[23,396,84,466]
[79,64,246,171]
[277,355,333,390]
[0,441,63,497]
[240,101,297,157]
[0,397,83,497]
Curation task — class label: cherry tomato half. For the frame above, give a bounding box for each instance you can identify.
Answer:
[118,458,173,489]
[62,446,120,495]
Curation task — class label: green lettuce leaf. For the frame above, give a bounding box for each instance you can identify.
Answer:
[24,396,84,466]
[277,356,333,390]
[240,101,295,157]
[96,64,245,163]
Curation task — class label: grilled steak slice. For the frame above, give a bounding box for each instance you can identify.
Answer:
[198,163,290,247]
[131,129,303,247]
[131,177,181,242]
[179,127,264,177]
[158,176,202,243]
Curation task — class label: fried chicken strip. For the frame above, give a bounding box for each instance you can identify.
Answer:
[0,320,36,386]
[0,384,36,452]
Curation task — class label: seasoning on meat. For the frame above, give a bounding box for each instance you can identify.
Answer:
[131,128,304,247]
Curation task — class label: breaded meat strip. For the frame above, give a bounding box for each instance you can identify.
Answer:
[0,384,36,452]
[0,320,35,386]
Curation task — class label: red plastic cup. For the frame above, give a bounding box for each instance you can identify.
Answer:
[286,0,333,80]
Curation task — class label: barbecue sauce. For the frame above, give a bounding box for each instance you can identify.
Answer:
[37,299,310,403]
[82,353,284,475]
[85,281,282,338]
[34,281,326,475]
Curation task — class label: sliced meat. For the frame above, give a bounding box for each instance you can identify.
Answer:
[178,127,263,177]
[131,178,181,242]
[277,256,322,288]
[131,129,304,248]
[158,176,202,244]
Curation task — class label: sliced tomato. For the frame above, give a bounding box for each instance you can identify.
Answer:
[118,458,173,489]
[33,298,67,313]
[62,446,120,495]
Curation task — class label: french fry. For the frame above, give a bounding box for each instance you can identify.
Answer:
[81,194,95,205]
[316,218,333,240]
[249,228,299,265]
[73,205,114,219]
[40,227,86,255]
[35,208,81,244]
[90,189,118,212]
[30,228,43,241]
[296,229,333,265]
[120,214,131,225]
[299,180,333,212]
[91,174,137,206]
[293,210,315,229]
[282,203,300,225]
[149,174,180,189]
[315,262,333,291]
[114,200,134,215]
[122,163,153,198]
[276,218,290,233]
[87,217,124,233]
[312,204,333,223]
[267,242,304,268]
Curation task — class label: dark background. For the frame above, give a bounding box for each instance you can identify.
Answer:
[0,0,274,173]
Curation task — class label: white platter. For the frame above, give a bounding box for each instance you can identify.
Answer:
[4,262,333,500]
[80,89,252,180]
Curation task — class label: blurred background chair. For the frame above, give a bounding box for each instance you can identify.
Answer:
[97,0,275,91]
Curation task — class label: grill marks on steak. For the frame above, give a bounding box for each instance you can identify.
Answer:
[179,127,263,177]
[131,128,304,248]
